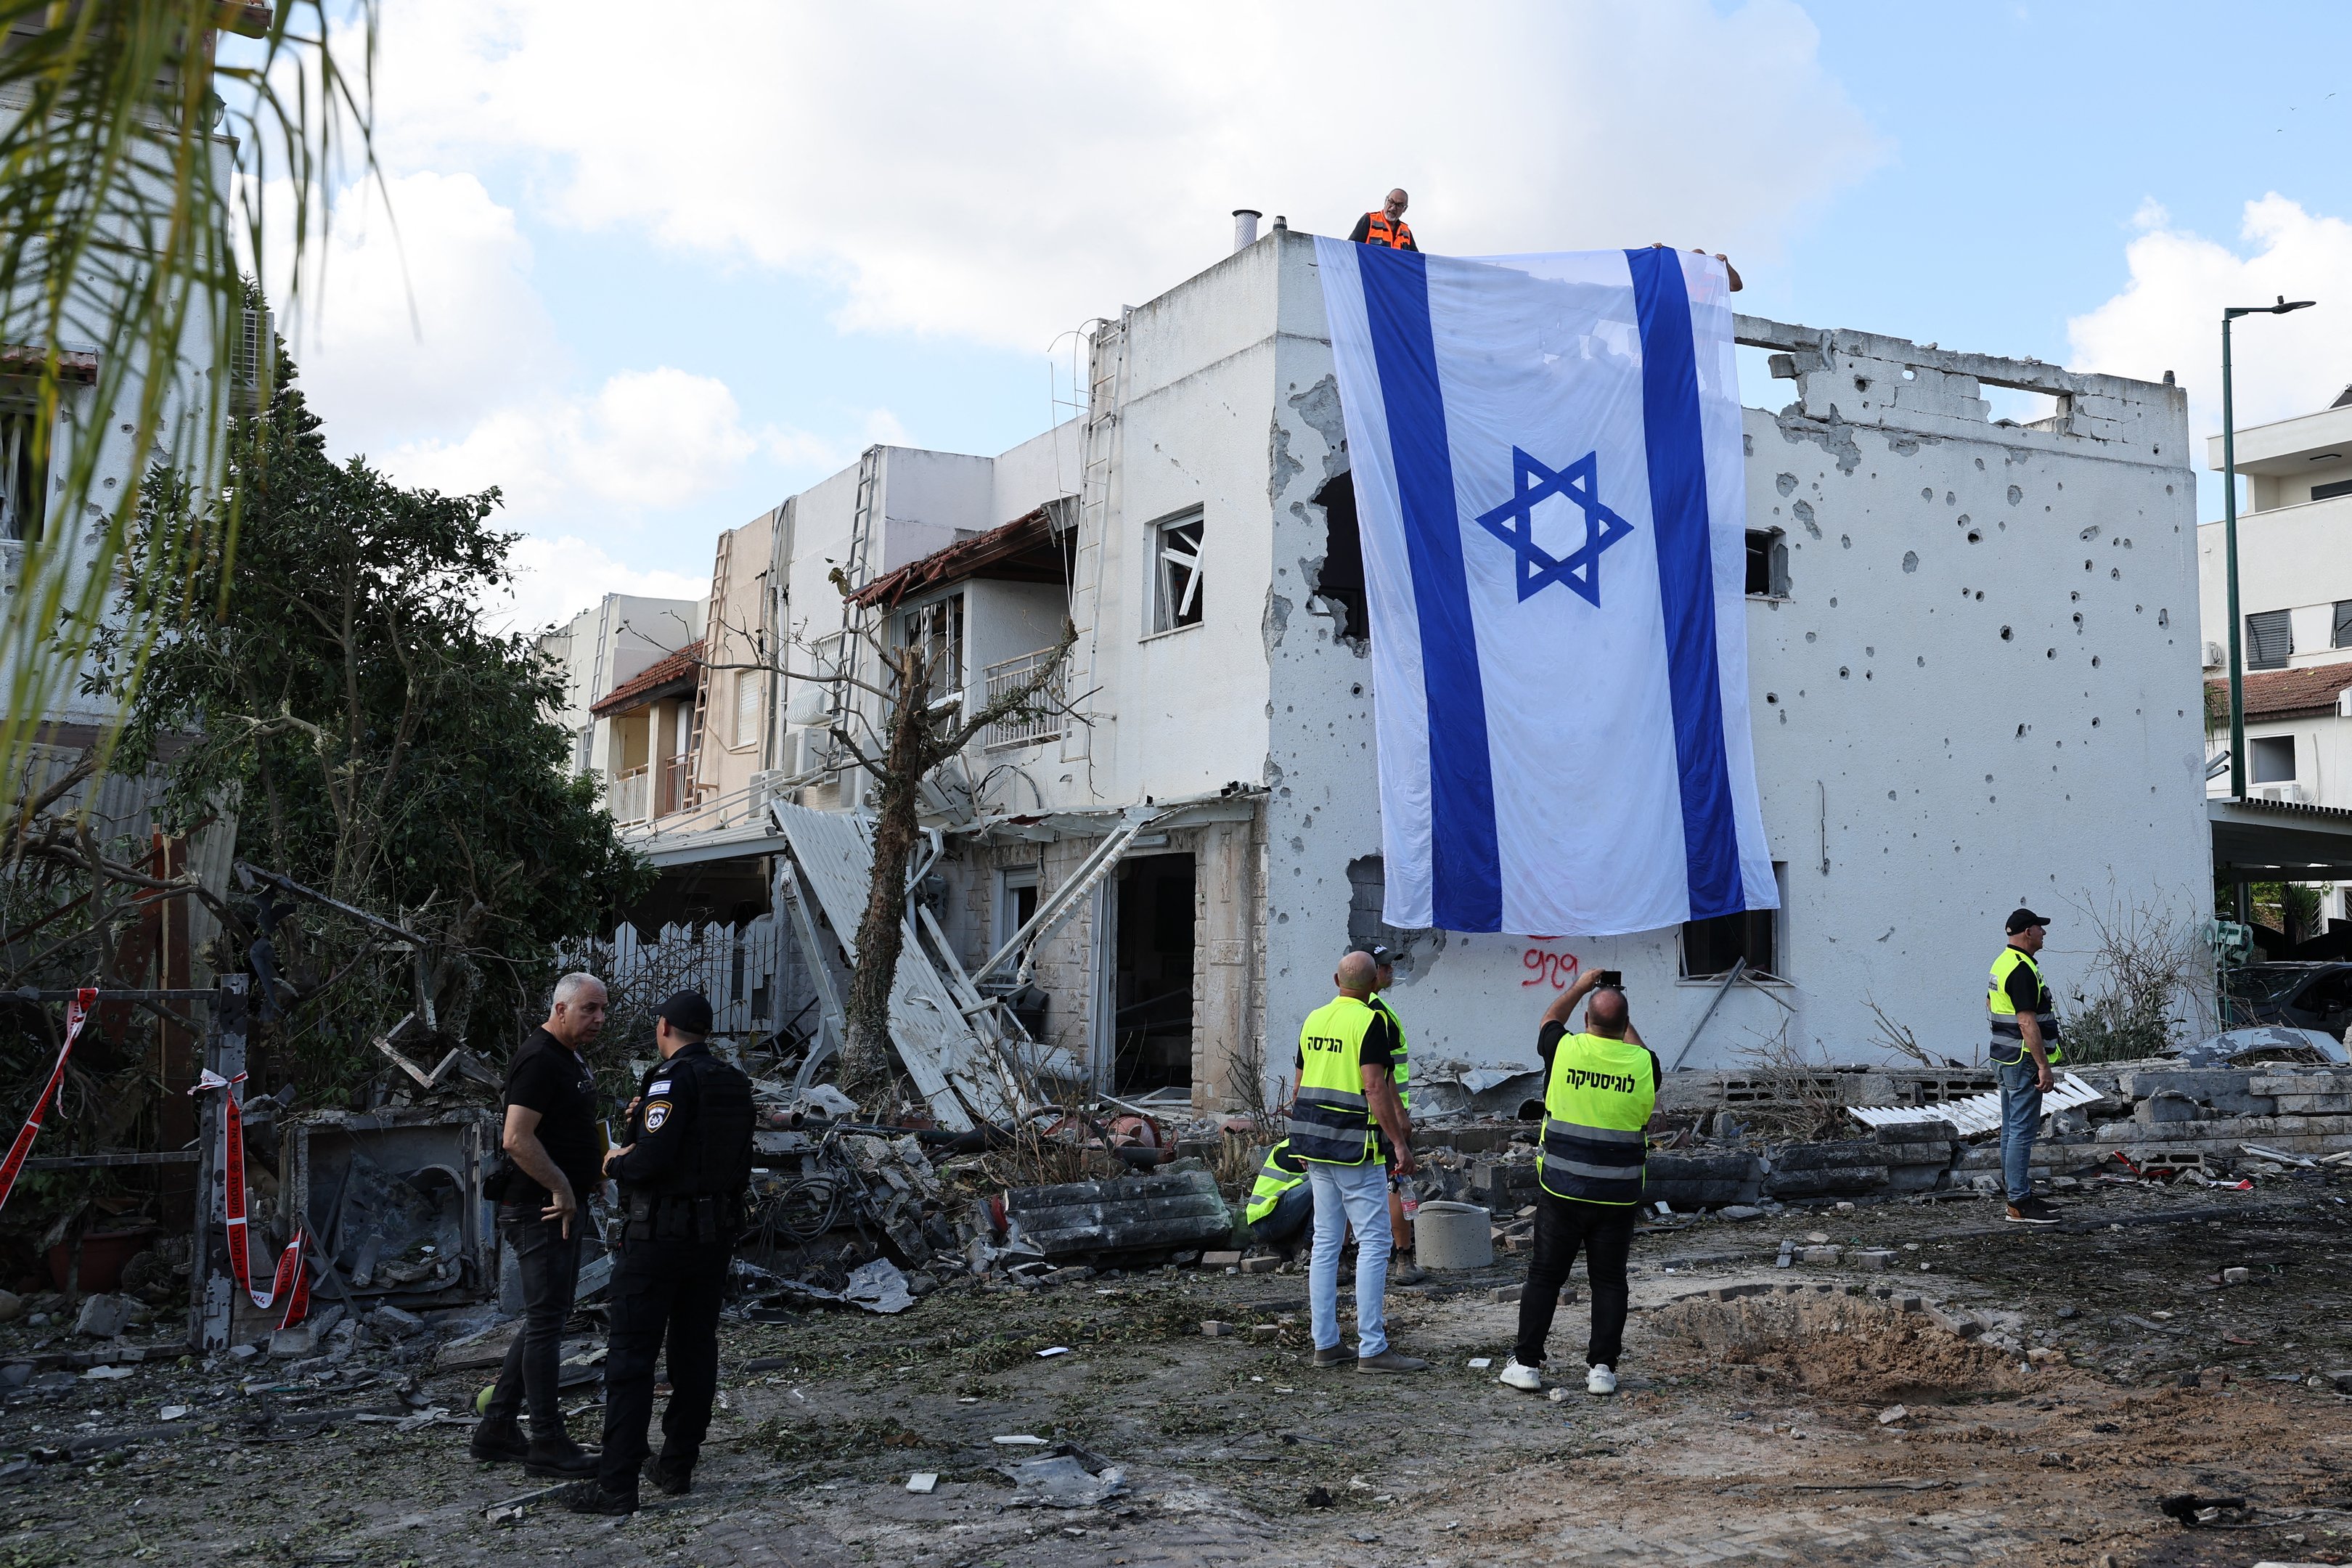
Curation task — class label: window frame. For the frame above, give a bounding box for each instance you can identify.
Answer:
[0,391,50,545]
[2245,608,2293,671]
[1147,507,1205,637]
[730,668,764,751]
[1744,527,1789,599]
[2250,734,2298,785]
[1677,864,1787,982]
[894,592,966,714]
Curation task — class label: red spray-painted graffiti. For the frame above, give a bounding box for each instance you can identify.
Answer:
[1521,948,1580,990]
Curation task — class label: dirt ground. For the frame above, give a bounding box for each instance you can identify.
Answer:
[5,1177,2351,1568]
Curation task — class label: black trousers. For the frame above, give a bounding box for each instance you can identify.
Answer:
[1513,1189,1637,1369]
[484,1210,582,1434]
[597,1236,731,1493]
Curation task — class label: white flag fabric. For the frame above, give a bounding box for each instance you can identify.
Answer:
[1315,239,1776,936]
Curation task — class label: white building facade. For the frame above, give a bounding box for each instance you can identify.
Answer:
[630,229,2211,1111]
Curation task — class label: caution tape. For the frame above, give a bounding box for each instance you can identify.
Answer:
[0,988,96,1215]
[190,1069,310,1328]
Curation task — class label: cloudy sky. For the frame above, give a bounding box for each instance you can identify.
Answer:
[256,1,2352,632]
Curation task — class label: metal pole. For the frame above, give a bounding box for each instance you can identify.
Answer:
[2223,314,2247,801]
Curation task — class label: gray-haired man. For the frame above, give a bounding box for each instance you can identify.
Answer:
[473,973,609,1475]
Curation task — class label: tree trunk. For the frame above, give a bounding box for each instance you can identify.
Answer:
[841,647,932,1104]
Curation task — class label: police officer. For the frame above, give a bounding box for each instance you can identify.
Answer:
[1990,909,2063,1226]
[565,991,754,1515]
[1498,966,1657,1397]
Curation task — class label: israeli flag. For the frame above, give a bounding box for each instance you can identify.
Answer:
[1316,240,1776,936]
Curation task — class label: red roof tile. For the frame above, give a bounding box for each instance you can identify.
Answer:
[592,638,703,717]
[2208,661,2352,719]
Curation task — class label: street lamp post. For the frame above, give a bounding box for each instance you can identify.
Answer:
[2221,295,2316,801]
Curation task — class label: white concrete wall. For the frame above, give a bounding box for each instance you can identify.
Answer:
[2197,498,2352,674]
[992,420,1082,525]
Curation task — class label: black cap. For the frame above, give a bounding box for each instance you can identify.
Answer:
[2005,908,2051,936]
[656,990,714,1037]
[1348,942,1394,965]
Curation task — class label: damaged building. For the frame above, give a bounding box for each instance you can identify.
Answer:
[571,224,2221,1119]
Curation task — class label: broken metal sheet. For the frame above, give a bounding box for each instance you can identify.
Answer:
[1000,1451,1129,1508]
[842,1257,914,1314]
[769,802,1010,1131]
[2173,1026,2351,1069]
[1847,1071,2103,1137]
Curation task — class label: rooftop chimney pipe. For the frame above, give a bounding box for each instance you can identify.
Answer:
[1232,209,1261,252]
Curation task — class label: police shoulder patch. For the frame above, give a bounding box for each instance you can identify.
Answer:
[643,1099,673,1131]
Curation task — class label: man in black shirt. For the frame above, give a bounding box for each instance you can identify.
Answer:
[472,972,608,1476]
[567,990,754,1515]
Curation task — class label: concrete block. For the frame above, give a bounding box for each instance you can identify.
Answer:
[1200,1321,1233,1337]
[1489,1283,1523,1304]
[2274,1093,2352,1114]
[1767,1167,1890,1198]
[1199,1251,1242,1270]
[1927,1305,1982,1339]
[1248,1324,1280,1342]
[1853,1249,1895,1272]
[1238,1256,1279,1274]
[72,1294,131,1339]
[1769,1140,1887,1173]
[367,1304,424,1337]
[1800,1245,1842,1265]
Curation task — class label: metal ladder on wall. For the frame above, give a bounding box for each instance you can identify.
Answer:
[825,446,883,790]
[684,526,735,810]
[1061,312,1128,765]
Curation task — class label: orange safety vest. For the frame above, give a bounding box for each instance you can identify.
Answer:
[1362,211,1415,250]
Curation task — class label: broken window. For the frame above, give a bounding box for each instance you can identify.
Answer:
[1744,528,1789,597]
[1347,855,1387,949]
[1150,509,1204,634]
[2245,609,2292,671]
[895,593,965,709]
[997,865,1040,948]
[2251,735,2297,784]
[0,399,46,544]
[1681,903,1779,981]
[1311,473,1369,646]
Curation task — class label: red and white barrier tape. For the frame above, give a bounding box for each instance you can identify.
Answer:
[190,1069,309,1328]
[0,988,96,1215]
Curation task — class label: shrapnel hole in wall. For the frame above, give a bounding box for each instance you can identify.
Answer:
[1309,473,1369,652]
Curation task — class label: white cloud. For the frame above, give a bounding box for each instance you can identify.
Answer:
[765,407,911,472]
[486,534,710,637]
[280,171,563,455]
[383,366,761,520]
[366,0,1885,352]
[2068,195,2352,437]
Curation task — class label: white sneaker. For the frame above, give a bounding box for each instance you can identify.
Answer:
[1497,1357,1543,1392]
[1585,1364,1619,1397]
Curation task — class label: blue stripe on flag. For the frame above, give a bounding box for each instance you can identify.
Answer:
[1357,247,1502,931]
[1626,248,1741,920]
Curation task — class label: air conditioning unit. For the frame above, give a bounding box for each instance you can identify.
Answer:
[2203,640,2224,671]
[786,726,830,777]
[2253,782,2308,804]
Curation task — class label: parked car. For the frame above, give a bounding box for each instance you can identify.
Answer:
[2221,963,2352,1036]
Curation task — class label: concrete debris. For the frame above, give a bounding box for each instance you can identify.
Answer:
[71,1294,132,1339]
[1876,1404,1908,1425]
[1001,1164,1234,1259]
[1003,1451,1129,1508]
[907,1471,939,1494]
[843,1258,915,1314]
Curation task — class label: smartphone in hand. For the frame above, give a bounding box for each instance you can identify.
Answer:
[1593,970,1625,989]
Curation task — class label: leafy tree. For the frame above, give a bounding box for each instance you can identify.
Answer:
[97,348,650,1097]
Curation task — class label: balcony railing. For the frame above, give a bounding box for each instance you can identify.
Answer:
[984,646,1064,749]
[611,764,650,825]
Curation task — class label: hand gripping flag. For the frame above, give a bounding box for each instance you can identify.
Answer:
[1315,240,1776,936]
[191,1069,310,1327]
[0,988,96,1214]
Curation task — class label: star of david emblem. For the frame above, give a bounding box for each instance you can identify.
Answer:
[1471,447,1634,607]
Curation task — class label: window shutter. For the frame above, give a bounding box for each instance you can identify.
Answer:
[2245,609,2293,670]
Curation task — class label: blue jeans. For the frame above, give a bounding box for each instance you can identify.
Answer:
[1997,1058,2043,1204]
[1307,1159,1392,1359]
